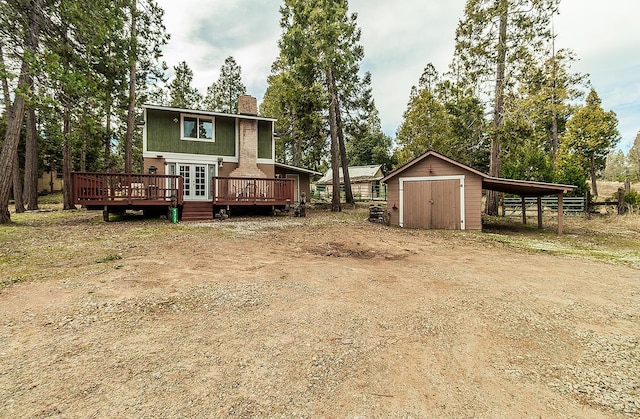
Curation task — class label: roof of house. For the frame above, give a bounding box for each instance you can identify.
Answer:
[143,104,277,123]
[316,165,384,185]
[274,162,322,176]
[382,150,575,197]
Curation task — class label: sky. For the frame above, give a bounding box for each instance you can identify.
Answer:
[154,0,640,152]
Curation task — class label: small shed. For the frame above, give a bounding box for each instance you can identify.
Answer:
[382,151,575,233]
[316,165,385,200]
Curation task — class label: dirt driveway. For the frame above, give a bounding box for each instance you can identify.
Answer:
[1,209,638,417]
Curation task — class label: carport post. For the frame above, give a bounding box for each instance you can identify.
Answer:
[537,197,543,229]
[521,196,526,225]
[557,193,564,235]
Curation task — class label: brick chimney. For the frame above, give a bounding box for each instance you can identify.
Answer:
[229,95,267,178]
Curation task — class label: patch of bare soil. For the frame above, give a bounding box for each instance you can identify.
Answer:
[1,212,639,417]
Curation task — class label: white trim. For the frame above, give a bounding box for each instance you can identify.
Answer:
[144,151,238,164]
[143,104,277,123]
[142,108,148,158]
[286,174,300,203]
[180,113,215,142]
[399,175,466,230]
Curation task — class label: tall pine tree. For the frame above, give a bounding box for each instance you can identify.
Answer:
[204,56,246,114]
[453,0,559,215]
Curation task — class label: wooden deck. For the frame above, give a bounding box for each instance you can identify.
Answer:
[212,176,294,208]
[72,173,294,220]
[72,172,183,208]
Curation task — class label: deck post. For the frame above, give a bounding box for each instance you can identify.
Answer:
[557,193,564,235]
[521,196,526,225]
[537,196,543,229]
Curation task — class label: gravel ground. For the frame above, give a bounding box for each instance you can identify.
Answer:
[1,210,638,417]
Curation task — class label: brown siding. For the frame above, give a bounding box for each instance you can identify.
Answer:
[144,157,166,175]
[258,163,275,178]
[384,155,483,231]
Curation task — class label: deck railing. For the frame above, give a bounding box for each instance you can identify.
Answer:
[72,172,183,206]
[212,176,294,206]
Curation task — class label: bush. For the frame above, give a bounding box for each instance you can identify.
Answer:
[623,189,640,206]
[554,160,589,197]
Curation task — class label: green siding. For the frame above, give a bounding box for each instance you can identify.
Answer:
[258,120,273,159]
[146,109,236,156]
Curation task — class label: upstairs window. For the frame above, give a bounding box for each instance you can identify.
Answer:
[181,114,214,141]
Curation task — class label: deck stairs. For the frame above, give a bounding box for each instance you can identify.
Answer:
[181,201,213,221]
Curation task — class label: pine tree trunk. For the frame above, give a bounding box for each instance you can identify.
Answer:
[12,148,25,213]
[104,87,112,169]
[327,68,341,212]
[0,0,41,223]
[335,98,354,205]
[590,157,598,197]
[24,108,39,210]
[124,1,137,174]
[486,4,508,217]
[0,95,26,223]
[62,106,76,210]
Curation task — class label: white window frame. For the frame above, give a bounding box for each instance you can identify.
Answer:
[180,113,215,142]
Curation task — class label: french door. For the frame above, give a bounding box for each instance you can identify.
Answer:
[179,164,208,201]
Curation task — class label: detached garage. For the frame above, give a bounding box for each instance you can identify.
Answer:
[383,151,485,230]
[382,151,575,233]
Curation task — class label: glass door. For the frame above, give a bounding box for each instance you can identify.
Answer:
[179,164,208,201]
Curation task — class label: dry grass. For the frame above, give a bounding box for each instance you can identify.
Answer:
[2,200,639,417]
[2,201,639,288]
[596,180,640,199]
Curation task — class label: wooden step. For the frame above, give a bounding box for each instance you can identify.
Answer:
[181,202,213,221]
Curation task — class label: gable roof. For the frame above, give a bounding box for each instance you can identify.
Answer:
[382,150,575,197]
[382,151,486,182]
[143,104,277,123]
[316,165,384,184]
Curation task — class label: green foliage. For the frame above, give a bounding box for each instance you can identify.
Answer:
[168,61,202,109]
[265,0,368,176]
[453,0,559,94]
[394,64,489,171]
[603,150,631,182]
[345,72,395,172]
[204,56,247,114]
[501,142,554,182]
[622,189,640,206]
[561,89,620,182]
[261,71,326,170]
[554,154,589,196]
[627,131,640,182]
[395,83,452,166]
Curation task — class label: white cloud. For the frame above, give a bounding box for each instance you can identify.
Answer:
[156,0,640,151]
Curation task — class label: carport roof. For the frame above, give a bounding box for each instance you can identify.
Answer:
[382,150,575,197]
[482,177,574,197]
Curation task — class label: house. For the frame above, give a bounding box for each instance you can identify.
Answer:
[72,95,318,221]
[38,170,63,194]
[315,164,386,201]
[274,162,322,203]
[381,151,575,234]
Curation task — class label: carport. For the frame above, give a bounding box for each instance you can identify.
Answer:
[482,177,576,234]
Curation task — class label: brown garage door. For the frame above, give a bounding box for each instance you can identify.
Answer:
[403,179,461,229]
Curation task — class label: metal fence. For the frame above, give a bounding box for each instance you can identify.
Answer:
[502,197,585,217]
